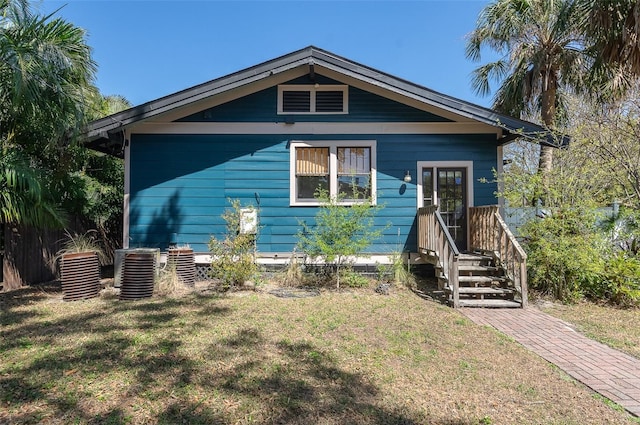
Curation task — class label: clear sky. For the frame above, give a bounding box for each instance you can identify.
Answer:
[39,0,497,108]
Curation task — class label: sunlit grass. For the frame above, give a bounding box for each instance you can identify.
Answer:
[0,282,637,424]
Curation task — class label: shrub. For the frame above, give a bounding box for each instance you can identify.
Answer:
[522,208,605,302]
[522,205,640,306]
[296,186,386,288]
[599,253,640,307]
[208,199,259,288]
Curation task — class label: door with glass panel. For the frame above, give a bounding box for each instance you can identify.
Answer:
[422,167,467,250]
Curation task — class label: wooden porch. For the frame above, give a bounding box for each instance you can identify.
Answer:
[417,205,528,308]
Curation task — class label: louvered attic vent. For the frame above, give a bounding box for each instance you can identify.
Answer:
[316,91,344,112]
[282,91,311,112]
[278,85,348,114]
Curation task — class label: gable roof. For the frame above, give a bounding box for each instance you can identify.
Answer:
[85,46,555,157]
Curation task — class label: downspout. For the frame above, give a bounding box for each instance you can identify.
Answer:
[123,130,131,249]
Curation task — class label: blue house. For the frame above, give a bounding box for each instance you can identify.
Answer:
[86,47,546,307]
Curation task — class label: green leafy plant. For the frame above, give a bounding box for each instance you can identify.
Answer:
[339,267,370,288]
[296,186,386,288]
[600,253,640,307]
[208,199,259,288]
[522,208,605,302]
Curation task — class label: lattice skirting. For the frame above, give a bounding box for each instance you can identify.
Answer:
[195,264,214,282]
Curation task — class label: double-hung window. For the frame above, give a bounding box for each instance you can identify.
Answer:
[290,140,376,205]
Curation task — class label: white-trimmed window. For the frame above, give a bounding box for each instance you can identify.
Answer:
[290,140,376,205]
[278,85,348,114]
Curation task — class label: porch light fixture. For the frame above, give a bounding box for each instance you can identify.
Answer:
[403,170,412,183]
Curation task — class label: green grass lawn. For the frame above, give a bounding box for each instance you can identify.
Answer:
[0,281,637,424]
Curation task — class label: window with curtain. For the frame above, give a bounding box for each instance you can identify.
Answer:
[295,147,329,199]
[290,141,376,205]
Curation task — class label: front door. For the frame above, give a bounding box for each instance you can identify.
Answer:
[421,166,468,250]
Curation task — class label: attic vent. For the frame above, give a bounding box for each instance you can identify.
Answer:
[278,85,348,114]
[282,91,311,112]
[316,91,344,112]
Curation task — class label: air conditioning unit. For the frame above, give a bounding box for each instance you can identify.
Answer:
[114,248,160,287]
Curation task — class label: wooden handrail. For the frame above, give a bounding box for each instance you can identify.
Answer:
[469,206,528,307]
[418,206,460,307]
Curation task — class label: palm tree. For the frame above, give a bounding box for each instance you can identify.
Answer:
[578,0,640,95]
[93,94,132,119]
[0,0,96,228]
[0,150,65,228]
[466,0,586,175]
[0,0,96,135]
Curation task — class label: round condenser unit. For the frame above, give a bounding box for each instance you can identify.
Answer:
[120,251,156,300]
[61,252,100,301]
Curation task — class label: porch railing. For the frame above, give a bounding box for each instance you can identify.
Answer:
[417,206,460,307]
[469,205,528,307]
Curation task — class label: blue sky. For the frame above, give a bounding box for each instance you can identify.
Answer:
[40,0,497,108]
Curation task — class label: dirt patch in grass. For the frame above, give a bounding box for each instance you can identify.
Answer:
[1,281,637,424]
[541,299,640,360]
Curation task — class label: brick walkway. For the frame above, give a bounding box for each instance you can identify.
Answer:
[461,307,640,417]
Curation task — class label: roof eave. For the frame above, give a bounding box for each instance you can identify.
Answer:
[83,46,556,150]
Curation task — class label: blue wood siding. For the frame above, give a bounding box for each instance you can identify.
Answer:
[177,75,451,123]
[129,133,498,253]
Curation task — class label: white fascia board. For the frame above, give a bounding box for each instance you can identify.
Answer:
[147,67,309,123]
[86,62,312,138]
[132,121,498,135]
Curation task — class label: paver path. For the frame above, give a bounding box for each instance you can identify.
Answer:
[461,307,640,417]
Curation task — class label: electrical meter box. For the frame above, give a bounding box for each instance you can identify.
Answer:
[240,208,258,234]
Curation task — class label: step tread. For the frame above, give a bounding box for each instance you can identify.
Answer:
[458,265,500,272]
[459,253,494,261]
[458,299,522,308]
[457,287,515,294]
[459,275,508,283]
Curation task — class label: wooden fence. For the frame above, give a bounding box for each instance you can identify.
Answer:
[1,217,120,291]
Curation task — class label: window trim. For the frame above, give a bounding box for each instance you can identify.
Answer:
[290,140,377,206]
[278,85,348,115]
[416,161,474,209]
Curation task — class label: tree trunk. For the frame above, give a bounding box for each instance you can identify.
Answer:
[538,74,557,201]
[540,79,557,174]
[538,144,554,175]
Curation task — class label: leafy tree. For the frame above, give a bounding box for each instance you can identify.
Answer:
[500,93,640,305]
[0,149,64,227]
[76,94,131,254]
[466,0,586,175]
[297,187,385,288]
[0,0,96,228]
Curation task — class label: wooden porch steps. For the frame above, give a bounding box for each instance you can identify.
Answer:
[442,252,521,308]
[417,205,527,309]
